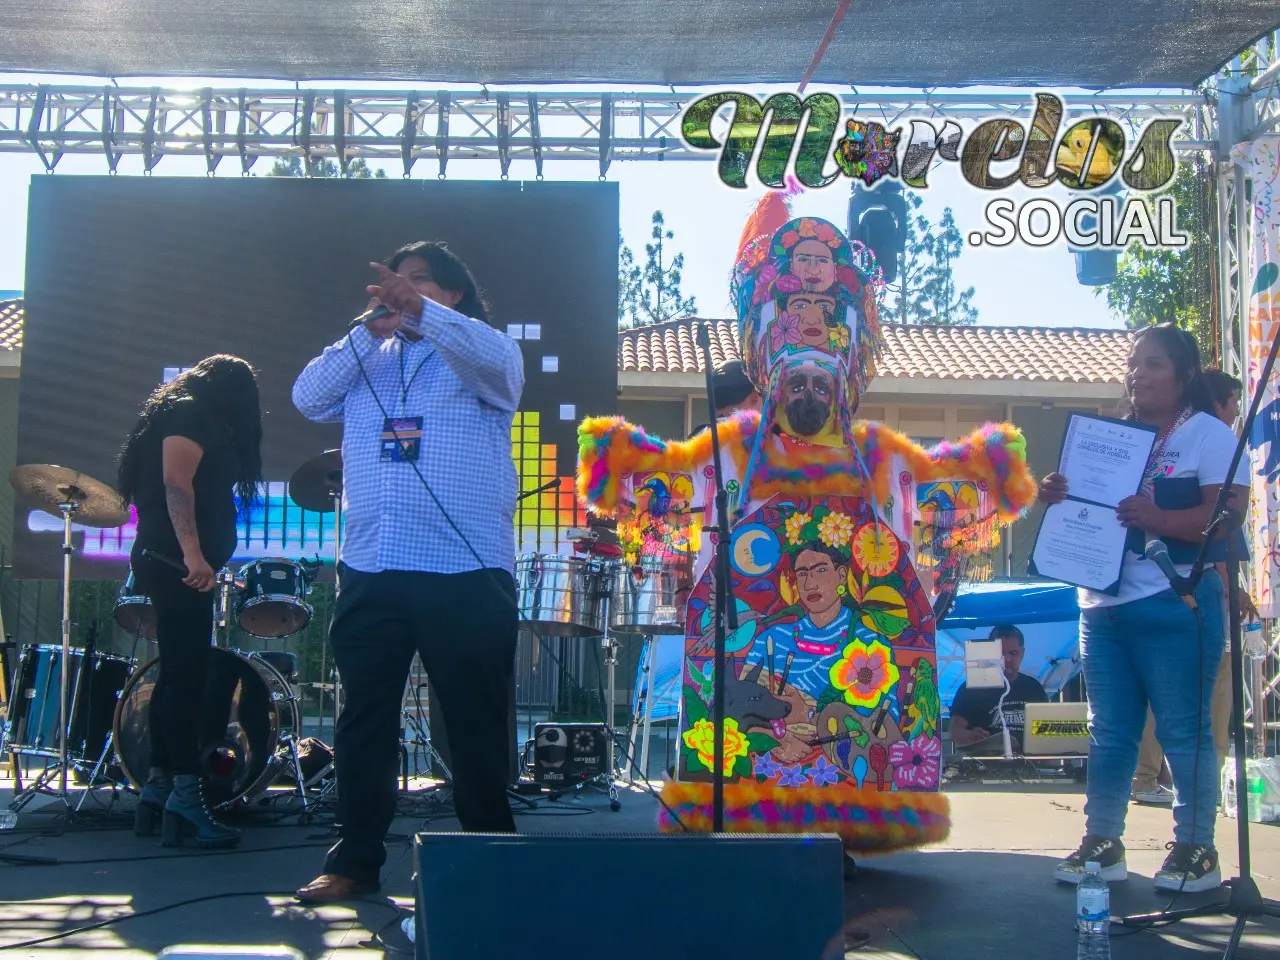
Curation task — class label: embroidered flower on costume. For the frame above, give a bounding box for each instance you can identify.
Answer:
[779,229,800,249]
[777,764,808,787]
[753,754,782,780]
[817,511,854,550]
[808,755,841,786]
[775,272,803,294]
[682,717,749,777]
[836,265,862,294]
[829,638,900,709]
[798,219,818,239]
[828,324,851,352]
[815,221,837,244]
[889,735,942,789]
[752,263,779,304]
[784,512,812,546]
[852,522,900,576]
[770,312,803,352]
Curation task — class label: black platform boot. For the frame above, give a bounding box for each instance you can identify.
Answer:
[134,769,173,837]
[161,774,241,849]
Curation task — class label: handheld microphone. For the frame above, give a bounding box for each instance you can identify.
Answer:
[1145,534,1197,609]
[347,304,392,329]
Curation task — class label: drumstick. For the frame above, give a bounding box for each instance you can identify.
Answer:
[777,652,794,695]
[766,635,776,691]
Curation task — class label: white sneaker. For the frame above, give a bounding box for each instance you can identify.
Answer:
[1133,785,1175,805]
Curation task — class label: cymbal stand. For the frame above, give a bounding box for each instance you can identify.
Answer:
[8,498,79,814]
[299,490,344,812]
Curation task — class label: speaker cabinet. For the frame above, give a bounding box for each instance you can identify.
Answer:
[414,831,845,959]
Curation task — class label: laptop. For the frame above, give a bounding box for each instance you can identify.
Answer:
[1023,702,1090,756]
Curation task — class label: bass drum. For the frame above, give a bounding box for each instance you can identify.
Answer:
[112,648,299,810]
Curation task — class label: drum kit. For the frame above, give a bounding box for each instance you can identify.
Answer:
[515,522,693,800]
[1,460,326,817]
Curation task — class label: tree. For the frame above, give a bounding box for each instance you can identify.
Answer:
[887,195,978,326]
[1099,158,1215,359]
[618,234,641,325]
[619,211,697,327]
[266,156,387,178]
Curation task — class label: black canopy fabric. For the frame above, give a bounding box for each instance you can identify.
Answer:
[1,1,1276,88]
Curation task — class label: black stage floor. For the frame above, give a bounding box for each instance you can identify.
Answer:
[1,779,1277,959]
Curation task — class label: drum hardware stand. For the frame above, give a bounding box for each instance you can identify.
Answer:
[8,497,82,815]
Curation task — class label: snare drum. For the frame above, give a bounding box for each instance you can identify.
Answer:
[113,568,157,641]
[610,554,693,635]
[236,558,312,639]
[4,645,134,761]
[515,553,608,637]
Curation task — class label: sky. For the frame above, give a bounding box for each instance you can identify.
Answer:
[0,77,1126,330]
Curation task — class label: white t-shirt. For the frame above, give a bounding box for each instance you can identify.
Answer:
[1078,412,1248,609]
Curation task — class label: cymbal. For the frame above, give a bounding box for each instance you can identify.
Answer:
[289,449,343,513]
[9,464,129,528]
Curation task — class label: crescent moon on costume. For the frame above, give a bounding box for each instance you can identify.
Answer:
[731,523,780,577]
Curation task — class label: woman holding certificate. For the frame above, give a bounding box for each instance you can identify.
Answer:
[1038,324,1247,894]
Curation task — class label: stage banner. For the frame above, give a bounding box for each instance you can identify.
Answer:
[1232,137,1280,616]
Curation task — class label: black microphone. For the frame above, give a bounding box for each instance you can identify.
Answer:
[1145,534,1197,610]
[347,304,392,329]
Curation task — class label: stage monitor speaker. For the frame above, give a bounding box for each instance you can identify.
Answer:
[414,832,845,960]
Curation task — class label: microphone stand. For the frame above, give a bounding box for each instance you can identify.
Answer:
[695,322,739,831]
[1119,322,1280,955]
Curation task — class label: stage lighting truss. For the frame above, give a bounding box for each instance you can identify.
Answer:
[0,85,1215,178]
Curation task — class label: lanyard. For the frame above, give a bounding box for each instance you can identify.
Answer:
[397,339,428,414]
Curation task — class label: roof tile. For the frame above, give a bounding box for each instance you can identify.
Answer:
[620,316,1131,383]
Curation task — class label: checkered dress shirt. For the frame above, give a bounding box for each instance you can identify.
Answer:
[292,299,524,574]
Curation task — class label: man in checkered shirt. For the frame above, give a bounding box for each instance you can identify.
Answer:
[291,241,524,904]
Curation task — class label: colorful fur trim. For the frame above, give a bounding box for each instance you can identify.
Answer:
[576,412,1036,527]
[657,781,950,854]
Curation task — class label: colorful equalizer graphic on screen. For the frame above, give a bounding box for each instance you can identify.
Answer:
[24,412,585,561]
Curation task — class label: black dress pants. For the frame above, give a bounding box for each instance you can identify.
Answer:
[132,552,219,776]
[324,564,518,885]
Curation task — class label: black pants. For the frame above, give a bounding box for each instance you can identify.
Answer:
[132,553,221,776]
[324,565,518,885]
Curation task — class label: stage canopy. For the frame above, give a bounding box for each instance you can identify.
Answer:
[1,2,1276,88]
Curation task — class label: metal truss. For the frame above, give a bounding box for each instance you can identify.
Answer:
[0,84,1213,175]
[1216,30,1280,756]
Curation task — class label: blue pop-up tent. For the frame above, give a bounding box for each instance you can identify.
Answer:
[937,579,1082,713]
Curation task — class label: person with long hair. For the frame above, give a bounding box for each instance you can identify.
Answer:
[292,241,523,903]
[1039,325,1247,892]
[118,355,263,848]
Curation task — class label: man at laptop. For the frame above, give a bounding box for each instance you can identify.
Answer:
[949,624,1050,754]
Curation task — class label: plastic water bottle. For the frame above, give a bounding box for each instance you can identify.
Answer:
[1243,618,1267,660]
[1076,862,1111,959]
[1247,767,1265,823]
[0,808,17,830]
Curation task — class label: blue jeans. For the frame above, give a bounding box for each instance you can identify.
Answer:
[1080,571,1224,846]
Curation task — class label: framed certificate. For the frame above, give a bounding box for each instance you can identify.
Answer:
[1030,413,1157,593]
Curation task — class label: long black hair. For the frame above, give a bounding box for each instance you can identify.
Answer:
[1129,322,1214,416]
[118,355,264,511]
[387,240,491,324]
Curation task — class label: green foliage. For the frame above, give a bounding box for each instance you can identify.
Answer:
[619,211,697,327]
[1100,159,1216,360]
[266,157,388,179]
[745,731,780,754]
[889,194,978,325]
